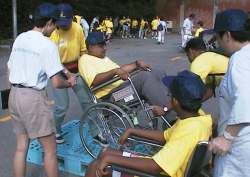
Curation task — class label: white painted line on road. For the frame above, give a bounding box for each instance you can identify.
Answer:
[0,115,11,122]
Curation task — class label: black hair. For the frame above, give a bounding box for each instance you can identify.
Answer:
[197,20,204,27]
[33,17,56,28]
[184,37,207,52]
[73,16,77,23]
[189,13,195,18]
[218,19,250,42]
[179,100,202,113]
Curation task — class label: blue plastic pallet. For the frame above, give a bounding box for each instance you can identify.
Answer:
[27,120,100,176]
[27,120,156,176]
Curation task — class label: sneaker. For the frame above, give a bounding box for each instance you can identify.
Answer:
[56,134,65,144]
[93,133,109,147]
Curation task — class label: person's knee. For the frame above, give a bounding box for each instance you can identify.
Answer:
[16,135,29,153]
[16,142,29,153]
[39,135,57,156]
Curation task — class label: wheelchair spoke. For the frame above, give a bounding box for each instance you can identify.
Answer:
[80,102,133,158]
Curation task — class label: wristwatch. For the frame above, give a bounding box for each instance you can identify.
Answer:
[163,107,168,112]
[223,130,236,141]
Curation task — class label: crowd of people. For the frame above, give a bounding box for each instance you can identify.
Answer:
[6,2,250,177]
[73,15,169,44]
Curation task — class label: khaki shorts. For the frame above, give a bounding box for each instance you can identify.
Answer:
[8,87,56,139]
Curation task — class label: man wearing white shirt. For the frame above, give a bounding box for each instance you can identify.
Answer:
[90,16,99,32]
[80,17,90,37]
[181,13,195,48]
[157,18,167,44]
[8,3,75,177]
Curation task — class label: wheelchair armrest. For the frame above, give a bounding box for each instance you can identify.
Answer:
[91,69,142,92]
[91,75,121,92]
[111,164,167,177]
[127,135,163,148]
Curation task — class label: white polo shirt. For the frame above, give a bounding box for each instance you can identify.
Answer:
[182,18,193,36]
[218,43,250,135]
[8,30,63,90]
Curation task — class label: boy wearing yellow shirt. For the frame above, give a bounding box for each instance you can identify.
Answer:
[194,20,204,37]
[50,3,90,143]
[131,18,138,38]
[84,70,212,177]
[151,17,159,39]
[184,37,229,100]
[139,18,146,39]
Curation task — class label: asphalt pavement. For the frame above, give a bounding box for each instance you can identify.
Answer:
[0,34,219,177]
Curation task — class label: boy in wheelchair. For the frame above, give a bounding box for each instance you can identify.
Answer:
[85,70,212,177]
[78,32,171,113]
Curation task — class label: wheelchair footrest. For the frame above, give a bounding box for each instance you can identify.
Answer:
[26,120,94,176]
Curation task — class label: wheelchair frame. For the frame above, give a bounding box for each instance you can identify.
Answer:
[79,70,172,158]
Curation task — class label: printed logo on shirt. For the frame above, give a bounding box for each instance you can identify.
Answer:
[59,40,67,48]
[60,11,66,18]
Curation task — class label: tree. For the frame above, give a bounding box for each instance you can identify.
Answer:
[0,0,156,39]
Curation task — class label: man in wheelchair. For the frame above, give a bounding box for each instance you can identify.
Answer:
[84,70,212,177]
[78,32,170,113]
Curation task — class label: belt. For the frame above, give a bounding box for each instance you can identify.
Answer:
[12,84,33,88]
[12,84,45,91]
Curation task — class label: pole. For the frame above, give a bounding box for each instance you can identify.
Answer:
[12,0,17,39]
[213,0,219,25]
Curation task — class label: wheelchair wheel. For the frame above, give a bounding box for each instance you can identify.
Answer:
[79,102,134,159]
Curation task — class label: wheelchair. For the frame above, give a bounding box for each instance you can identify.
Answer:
[109,141,211,177]
[79,70,172,158]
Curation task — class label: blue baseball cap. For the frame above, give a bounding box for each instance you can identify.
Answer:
[56,3,73,27]
[214,9,248,32]
[162,70,206,109]
[86,32,106,46]
[34,3,57,20]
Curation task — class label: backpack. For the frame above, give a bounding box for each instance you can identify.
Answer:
[157,23,163,31]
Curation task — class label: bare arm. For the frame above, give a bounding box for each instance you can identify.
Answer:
[203,86,213,101]
[92,60,151,87]
[120,61,137,73]
[119,128,165,145]
[51,73,71,88]
[91,68,119,87]
[225,124,247,136]
[100,155,162,175]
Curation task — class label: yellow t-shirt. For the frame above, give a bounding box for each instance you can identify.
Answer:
[50,22,86,64]
[132,20,138,28]
[151,19,159,30]
[152,115,212,177]
[195,27,204,37]
[140,19,146,29]
[120,19,126,25]
[78,54,123,98]
[126,18,131,26]
[190,52,228,85]
[106,20,113,34]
